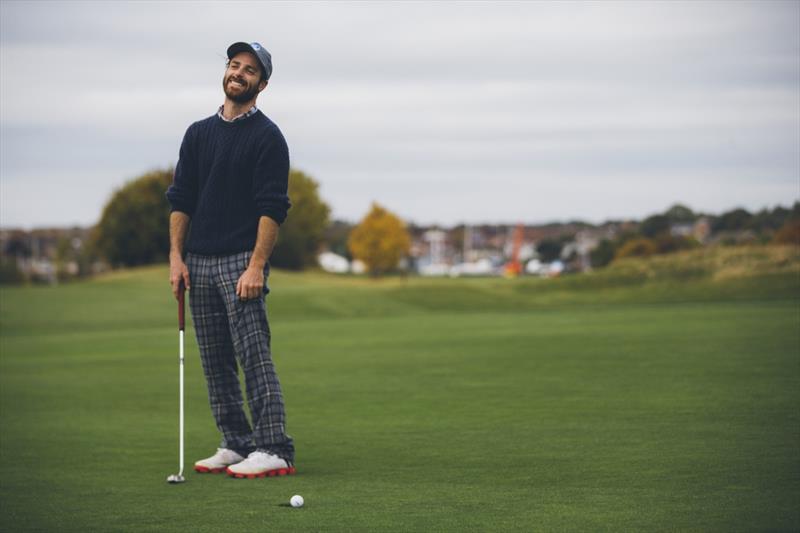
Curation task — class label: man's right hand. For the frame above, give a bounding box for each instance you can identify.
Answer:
[170,258,191,300]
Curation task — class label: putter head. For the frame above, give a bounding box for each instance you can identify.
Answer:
[166,474,185,484]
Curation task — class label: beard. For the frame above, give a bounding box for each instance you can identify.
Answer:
[223,75,260,103]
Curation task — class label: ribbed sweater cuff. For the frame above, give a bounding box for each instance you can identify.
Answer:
[259,209,286,226]
[170,205,194,217]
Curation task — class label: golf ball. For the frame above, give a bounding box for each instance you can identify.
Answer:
[290,495,304,508]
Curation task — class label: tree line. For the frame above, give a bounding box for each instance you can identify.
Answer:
[586,203,800,269]
[88,168,409,277]
[2,167,798,283]
[77,168,800,276]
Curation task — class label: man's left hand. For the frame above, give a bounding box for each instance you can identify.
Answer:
[236,266,264,300]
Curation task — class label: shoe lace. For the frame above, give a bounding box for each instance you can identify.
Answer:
[248,450,271,459]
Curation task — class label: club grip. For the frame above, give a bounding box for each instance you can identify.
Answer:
[178,280,185,331]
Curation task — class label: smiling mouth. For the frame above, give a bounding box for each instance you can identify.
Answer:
[228,78,246,88]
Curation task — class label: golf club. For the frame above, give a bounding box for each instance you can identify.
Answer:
[167,280,186,484]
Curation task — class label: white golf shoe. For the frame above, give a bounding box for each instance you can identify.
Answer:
[226,450,296,479]
[194,448,245,474]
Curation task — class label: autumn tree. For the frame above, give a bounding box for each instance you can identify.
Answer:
[639,214,671,238]
[348,203,411,276]
[712,208,752,232]
[614,237,658,259]
[589,239,616,268]
[270,170,331,270]
[663,204,696,224]
[773,219,800,245]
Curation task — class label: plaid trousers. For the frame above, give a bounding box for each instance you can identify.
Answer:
[186,251,294,463]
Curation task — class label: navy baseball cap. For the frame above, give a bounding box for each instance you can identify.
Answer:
[227,41,273,81]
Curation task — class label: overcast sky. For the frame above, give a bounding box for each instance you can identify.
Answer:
[1,0,798,229]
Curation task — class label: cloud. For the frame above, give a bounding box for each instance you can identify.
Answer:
[1,0,798,228]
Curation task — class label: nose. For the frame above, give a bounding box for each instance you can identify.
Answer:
[228,64,244,77]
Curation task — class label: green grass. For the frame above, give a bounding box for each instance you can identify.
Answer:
[1,249,799,531]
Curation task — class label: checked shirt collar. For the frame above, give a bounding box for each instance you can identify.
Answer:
[217,105,258,123]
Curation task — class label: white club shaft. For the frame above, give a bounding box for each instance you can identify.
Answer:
[179,329,185,476]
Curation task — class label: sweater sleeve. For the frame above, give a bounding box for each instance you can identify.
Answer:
[253,128,291,225]
[166,125,199,216]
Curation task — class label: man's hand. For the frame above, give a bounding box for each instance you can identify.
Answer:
[170,257,191,300]
[236,266,264,300]
[168,211,191,300]
[237,216,278,301]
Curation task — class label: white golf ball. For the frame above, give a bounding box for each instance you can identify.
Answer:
[290,495,304,508]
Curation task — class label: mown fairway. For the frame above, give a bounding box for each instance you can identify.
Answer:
[1,250,799,531]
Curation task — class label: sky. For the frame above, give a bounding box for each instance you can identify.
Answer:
[1,0,798,229]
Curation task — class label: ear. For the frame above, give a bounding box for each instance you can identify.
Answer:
[258,80,268,92]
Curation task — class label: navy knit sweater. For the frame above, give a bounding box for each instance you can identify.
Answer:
[166,110,291,256]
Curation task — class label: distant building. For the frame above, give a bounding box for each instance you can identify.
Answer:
[670,218,710,243]
[693,218,711,243]
[670,223,694,238]
[418,229,450,276]
[0,227,95,283]
[318,252,350,274]
[560,231,600,272]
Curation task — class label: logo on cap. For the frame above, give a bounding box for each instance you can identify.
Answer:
[251,43,261,51]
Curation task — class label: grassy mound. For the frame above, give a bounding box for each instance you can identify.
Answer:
[0,246,798,531]
[603,244,800,282]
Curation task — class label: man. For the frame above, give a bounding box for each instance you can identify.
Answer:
[166,41,295,478]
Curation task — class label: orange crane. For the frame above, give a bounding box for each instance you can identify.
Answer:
[504,223,524,277]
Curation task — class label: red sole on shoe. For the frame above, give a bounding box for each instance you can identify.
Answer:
[194,466,227,474]
[226,466,296,479]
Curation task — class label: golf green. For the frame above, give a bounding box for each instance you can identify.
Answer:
[1,263,798,531]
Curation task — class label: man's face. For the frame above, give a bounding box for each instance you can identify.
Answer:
[223,52,265,103]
